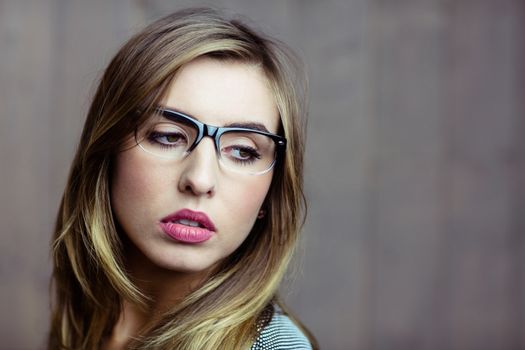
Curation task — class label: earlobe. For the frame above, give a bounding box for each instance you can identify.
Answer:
[257,209,266,219]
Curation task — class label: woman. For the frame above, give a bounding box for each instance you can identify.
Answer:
[49,7,316,350]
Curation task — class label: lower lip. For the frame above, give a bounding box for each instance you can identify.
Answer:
[160,222,214,243]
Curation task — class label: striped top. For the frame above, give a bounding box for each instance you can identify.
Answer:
[251,308,312,350]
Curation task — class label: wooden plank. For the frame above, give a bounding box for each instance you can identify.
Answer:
[364,0,447,348]
[436,1,524,349]
[0,0,54,347]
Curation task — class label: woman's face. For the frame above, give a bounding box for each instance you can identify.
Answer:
[111,57,279,273]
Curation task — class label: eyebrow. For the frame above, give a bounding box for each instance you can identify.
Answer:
[223,122,270,133]
[159,108,271,133]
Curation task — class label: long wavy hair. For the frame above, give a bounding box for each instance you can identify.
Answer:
[49,7,315,350]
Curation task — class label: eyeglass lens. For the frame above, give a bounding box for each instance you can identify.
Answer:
[135,115,278,174]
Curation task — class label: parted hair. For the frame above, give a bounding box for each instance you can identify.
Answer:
[48,7,315,350]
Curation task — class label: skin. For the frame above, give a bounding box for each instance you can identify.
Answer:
[105,57,279,348]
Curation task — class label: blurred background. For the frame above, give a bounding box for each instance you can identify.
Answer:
[1,0,524,349]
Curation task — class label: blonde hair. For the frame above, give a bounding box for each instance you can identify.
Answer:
[49,7,315,349]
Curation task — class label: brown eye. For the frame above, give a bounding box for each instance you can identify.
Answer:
[148,132,188,147]
[165,134,184,143]
[222,145,261,163]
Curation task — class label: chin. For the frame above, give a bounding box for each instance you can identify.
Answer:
[149,251,221,275]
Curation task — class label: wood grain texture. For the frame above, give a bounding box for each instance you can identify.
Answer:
[0,1,523,349]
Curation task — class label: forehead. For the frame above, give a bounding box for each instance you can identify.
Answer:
[162,57,280,133]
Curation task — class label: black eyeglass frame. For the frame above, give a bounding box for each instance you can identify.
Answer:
[135,107,287,170]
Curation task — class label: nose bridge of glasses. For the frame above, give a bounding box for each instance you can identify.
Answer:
[187,123,221,155]
[203,124,220,152]
[204,124,219,138]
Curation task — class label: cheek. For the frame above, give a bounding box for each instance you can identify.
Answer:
[111,151,162,227]
[222,175,272,225]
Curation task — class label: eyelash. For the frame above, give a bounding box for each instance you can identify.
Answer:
[146,130,263,164]
[224,145,262,164]
[147,131,188,149]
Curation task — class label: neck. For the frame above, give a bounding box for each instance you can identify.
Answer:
[104,238,213,349]
[124,239,212,314]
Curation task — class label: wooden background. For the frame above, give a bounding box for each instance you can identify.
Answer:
[1,0,524,349]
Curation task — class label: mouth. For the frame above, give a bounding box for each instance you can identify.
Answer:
[170,218,205,228]
[159,209,216,243]
[160,209,216,231]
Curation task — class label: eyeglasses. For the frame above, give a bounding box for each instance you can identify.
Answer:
[134,107,287,175]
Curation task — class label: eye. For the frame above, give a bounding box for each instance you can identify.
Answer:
[148,131,188,147]
[222,145,261,163]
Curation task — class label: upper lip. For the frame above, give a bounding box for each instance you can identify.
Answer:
[160,209,216,231]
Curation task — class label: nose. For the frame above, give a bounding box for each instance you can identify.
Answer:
[177,137,218,197]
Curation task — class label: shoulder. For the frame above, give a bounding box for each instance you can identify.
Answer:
[251,308,313,350]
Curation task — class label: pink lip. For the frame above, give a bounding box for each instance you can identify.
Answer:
[159,209,216,243]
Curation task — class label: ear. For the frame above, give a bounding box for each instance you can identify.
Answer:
[257,209,266,219]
